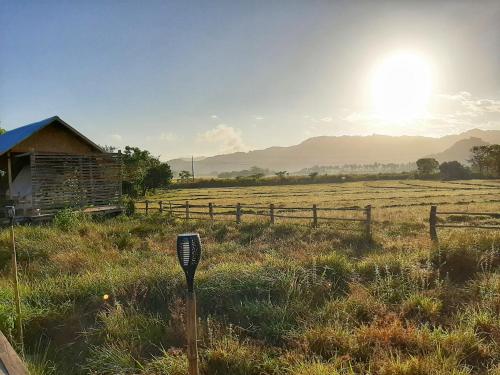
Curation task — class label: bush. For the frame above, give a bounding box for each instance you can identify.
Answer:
[53,209,87,232]
[401,294,442,324]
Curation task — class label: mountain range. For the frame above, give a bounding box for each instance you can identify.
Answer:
[168,129,500,176]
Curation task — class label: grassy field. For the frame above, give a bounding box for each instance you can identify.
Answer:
[0,180,499,374]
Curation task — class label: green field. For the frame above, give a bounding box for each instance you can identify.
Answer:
[0,180,499,374]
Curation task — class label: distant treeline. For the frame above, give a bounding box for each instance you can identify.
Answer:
[173,172,419,189]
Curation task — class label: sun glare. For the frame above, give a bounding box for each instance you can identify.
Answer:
[371,51,432,122]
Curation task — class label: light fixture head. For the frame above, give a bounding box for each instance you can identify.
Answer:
[177,233,202,292]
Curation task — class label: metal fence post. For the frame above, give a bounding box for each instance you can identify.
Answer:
[430,205,438,242]
[270,204,275,224]
[312,204,318,227]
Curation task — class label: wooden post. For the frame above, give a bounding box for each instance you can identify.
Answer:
[429,205,438,242]
[186,291,199,375]
[9,212,23,354]
[185,201,190,220]
[312,204,318,227]
[209,203,214,221]
[365,205,372,239]
[169,201,173,215]
[145,200,149,215]
[270,204,275,224]
[236,203,241,224]
[7,152,12,199]
[159,201,163,213]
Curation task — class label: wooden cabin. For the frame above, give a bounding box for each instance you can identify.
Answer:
[0,116,122,218]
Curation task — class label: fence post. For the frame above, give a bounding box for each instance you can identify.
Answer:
[208,203,214,221]
[185,201,190,221]
[145,200,149,215]
[270,204,275,224]
[365,205,372,239]
[169,201,173,215]
[236,203,242,224]
[159,200,163,213]
[312,204,318,227]
[429,205,438,242]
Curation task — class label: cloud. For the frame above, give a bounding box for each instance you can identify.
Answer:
[159,132,177,142]
[110,134,122,141]
[255,116,264,120]
[211,115,218,119]
[197,124,247,153]
[320,117,333,122]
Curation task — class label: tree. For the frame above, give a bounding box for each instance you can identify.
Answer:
[439,161,470,180]
[0,128,6,135]
[470,144,500,176]
[120,146,161,196]
[142,163,173,193]
[470,145,490,174]
[179,170,193,182]
[309,171,319,179]
[275,171,288,180]
[416,158,439,176]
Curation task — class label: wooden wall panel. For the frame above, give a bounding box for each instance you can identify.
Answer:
[30,152,122,214]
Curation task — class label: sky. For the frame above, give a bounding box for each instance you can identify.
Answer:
[1,0,500,160]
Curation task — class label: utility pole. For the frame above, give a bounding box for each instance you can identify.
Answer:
[191,156,195,182]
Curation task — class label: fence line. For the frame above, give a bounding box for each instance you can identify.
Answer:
[135,200,371,236]
[429,205,500,241]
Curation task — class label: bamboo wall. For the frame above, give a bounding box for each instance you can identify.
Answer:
[30,152,121,214]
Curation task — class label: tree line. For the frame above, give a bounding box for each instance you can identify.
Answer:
[416,144,500,180]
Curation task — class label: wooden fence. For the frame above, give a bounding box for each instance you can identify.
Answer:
[136,200,372,237]
[429,205,500,241]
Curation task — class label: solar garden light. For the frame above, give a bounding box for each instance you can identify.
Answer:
[5,206,23,352]
[177,233,202,375]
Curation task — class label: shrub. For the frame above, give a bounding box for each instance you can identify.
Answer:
[300,325,352,359]
[53,209,86,232]
[430,245,480,283]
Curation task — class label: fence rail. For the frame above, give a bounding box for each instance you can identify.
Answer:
[429,205,500,241]
[135,200,372,236]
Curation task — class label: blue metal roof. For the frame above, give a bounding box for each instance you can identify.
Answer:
[0,116,60,155]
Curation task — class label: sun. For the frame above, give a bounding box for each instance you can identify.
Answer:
[371,51,432,122]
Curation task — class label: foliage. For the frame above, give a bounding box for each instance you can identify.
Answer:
[120,145,172,196]
[142,162,173,193]
[218,166,271,179]
[178,170,193,182]
[470,144,500,176]
[439,161,470,180]
[416,158,439,176]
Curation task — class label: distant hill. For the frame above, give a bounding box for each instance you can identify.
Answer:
[427,137,490,163]
[168,128,500,176]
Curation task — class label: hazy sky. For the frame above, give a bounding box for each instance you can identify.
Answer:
[1,0,500,160]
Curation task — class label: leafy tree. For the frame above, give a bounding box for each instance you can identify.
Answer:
[309,171,319,179]
[119,146,165,196]
[416,158,439,176]
[0,127,6,135]
[470,144,500,176]
[179,170,193,182]
[275,171,288,179]
[439,161,470,180]
[142,163,173,193]
[470,145,490,174]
